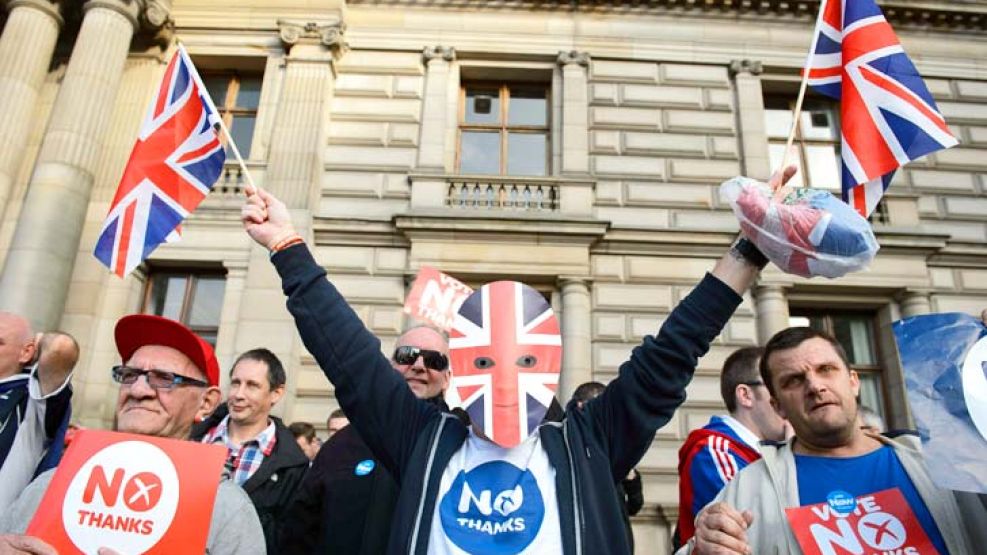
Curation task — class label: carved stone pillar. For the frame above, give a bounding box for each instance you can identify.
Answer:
[730,59,771,180]
[266,19,344,208]
[755,284,789,344]
[557,51,590,176]
[0,0,63,219]
[899,290,931,318]
[0,0,150,331]
[416,45,455,172]
[559,277,593,404]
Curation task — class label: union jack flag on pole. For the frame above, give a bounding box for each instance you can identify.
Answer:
[94,45,226,277]
[804,0,957,217]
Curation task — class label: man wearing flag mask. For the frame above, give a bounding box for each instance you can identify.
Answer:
[240,168,794,555]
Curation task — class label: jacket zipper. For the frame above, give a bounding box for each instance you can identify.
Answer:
[563,420,583,555]
[408,414,449,554]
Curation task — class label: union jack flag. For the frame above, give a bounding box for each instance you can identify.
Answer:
[449,281,561,447]
[805,0,957,216]
[94,45,225,277]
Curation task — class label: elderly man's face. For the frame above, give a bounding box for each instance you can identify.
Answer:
[115,345,219,440]
[391,327,449,400]
[0,312,35,379]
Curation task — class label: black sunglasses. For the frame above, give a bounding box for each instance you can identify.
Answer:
[392,346,449,371]
[111,365,210,390]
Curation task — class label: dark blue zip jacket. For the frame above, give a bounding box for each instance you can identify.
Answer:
[272,244,742,554]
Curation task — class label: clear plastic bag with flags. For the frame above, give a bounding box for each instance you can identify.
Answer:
[720,176,879,278]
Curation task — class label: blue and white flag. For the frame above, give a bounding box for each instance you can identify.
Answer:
[893,312,987,494]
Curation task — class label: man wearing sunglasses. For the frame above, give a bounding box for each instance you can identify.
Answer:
[280,325,452,554]
[0,314,265,555]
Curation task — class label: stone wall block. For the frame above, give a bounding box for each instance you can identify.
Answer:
[934,147,987,170]
[593,283,672,310]
[334,74,391,97]
[943,196,987,218]
[620,84,702,108]
[955,80,987,101]
[590,83,618,105]
[593,154,666,178]
[664,109,734,134]
[908,169,977,191]
[625,182,712,206]
[590,131,621,154]
[590,60,657,83]
[595,206,670,228]
[938,101,987,122]
[590,106,661,130]
[624,132,706,156]
[673,209,740,231]
[924,78,954,99]
[659,64,729,87]
[669,158,740,181]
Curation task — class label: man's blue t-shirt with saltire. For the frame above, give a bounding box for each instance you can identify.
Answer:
[795,444,948,554]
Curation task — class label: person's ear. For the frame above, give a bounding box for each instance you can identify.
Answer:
[19,334,39,366]
[270,384,285,406]
[735,384,755,409]
[196,386,222,422]
[849,369,860,397]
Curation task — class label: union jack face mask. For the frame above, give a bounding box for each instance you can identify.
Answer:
[449,281,561,448]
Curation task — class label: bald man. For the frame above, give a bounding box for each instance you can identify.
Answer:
[0,313,76,511]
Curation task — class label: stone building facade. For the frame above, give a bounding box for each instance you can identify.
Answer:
[1,0,986,551]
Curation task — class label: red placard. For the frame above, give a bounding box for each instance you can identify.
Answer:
[785,488,941,555]
[403,266,473,332]
[26,429,227,554]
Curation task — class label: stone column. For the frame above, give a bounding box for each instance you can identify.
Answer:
[755,284,789,344]
[899,290,931,318]
[559,277,593,404]
[730,59,771,180]
[416,45,455,172]
[266,19,344,209]
[557,51,590,176]
[0,0,147,331]
[0,0,63,218]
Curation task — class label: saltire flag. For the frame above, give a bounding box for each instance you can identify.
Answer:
[893,312,987,494]
[94,45,225,277]
[804,0,957,217]
[448,281,561,448]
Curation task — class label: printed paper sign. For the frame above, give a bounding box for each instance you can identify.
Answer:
[785,488,940,555]
[403,266,473,332]
[27,429,227,554]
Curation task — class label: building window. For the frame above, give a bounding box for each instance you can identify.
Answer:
[764,96,840,191]
[788,310,887,421]
[143,271,226,346]
[202,72,262,159]
[458,83,549,176]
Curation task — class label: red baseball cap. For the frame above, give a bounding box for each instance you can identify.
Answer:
[114,314,220,386]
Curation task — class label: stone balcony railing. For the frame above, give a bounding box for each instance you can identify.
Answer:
[201,161,266,209]
[409,173,596,217]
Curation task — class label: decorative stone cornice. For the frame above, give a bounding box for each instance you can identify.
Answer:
[6,0,64,26]
[141,0,171,30]
[729,59,763,77]
[278,19,347,54]
[557,50,590,67]
[423,45,455,63]
[83,0,141,29]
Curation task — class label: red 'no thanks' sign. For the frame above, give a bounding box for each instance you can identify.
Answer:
[27,430,227,554]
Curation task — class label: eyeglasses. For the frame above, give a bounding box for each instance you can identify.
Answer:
[111,365,210,390]
[392,346,449,371]
[742,381,766,388]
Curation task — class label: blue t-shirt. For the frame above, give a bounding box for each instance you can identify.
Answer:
[796,445,948,554]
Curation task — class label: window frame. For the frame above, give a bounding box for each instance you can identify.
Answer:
[202,71,262,160]
[763,94,842,191]
[457,82,551,176]
[142,269,227,346]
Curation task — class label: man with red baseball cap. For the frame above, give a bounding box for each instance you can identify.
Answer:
[0,315,265,555]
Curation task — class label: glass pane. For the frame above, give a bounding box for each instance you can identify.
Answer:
[460,132,501,174]
[508,88,547,126]
[202,76,231,108]
[228,115,256,158]
[188,277,226,328]
[507,133,547,176]
[465,88,500,125]
[805,145,841,190]
[800,108,837,140]
[768,143,806,188]
[857,372,886,425]
[764,108,795,139]
[832,315,876,366]
[148,275,187,320]
[236,76,262,109]
[194,329,219,347]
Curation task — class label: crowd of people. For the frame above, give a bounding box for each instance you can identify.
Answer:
[0,167,985,554]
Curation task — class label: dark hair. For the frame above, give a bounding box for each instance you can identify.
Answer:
[760,327,850,396]
[720,346,764,413]
[288,421,316,441]
[231,348,286,389]
[571,381,606,404]
[327,408,346,423]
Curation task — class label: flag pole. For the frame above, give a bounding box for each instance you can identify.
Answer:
[176,42,258,196]
[779,0,830,188]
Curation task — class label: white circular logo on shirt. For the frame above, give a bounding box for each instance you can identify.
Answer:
[857,511,906,550]
[61,441,180,553]
[962,335,987,442]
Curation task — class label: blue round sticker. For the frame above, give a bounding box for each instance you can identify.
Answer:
[826,490,856,517]
[354,459,375,476]
[438,461,543,555]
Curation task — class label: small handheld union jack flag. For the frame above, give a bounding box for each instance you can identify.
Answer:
[94,45,226,277]
[805,0,957,217]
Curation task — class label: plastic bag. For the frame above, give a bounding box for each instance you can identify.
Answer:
[893,313,987,494]
[719,176,879,278]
